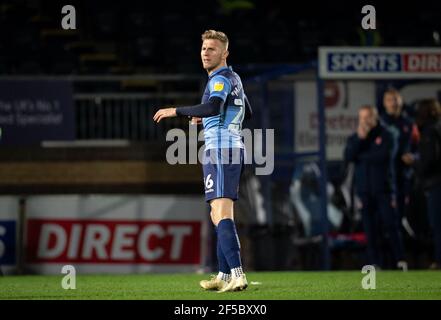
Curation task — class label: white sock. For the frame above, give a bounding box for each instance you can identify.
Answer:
[217,272,231,282]
[231,267,244,278]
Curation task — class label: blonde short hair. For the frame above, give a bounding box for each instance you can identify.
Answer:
[201,30,229,49]
[359,105,379,119]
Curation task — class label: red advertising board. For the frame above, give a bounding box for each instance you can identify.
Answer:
[26,219,201,264]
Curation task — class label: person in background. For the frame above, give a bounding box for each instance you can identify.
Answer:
[404,99,441,269]
[344,105,407,270]
[381,89,419,236]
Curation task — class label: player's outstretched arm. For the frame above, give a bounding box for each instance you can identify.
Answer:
[175,96,224,118]
[153,97,224,123]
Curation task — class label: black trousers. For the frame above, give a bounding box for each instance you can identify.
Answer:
[425,184,441,266]
[359,192,405,267]
[396,176,412,219]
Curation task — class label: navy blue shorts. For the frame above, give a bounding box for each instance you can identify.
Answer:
[202,148,244,202]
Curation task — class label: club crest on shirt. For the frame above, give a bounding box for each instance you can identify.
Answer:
[213,82,224,92]
[375,136,382,145]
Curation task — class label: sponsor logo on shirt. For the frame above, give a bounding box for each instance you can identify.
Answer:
[213,82,224,92]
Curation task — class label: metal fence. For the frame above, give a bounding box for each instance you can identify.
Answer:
[69,75,204,141]
[75,92,200,141]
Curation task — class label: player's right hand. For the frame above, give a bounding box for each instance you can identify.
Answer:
[153,107,177,123]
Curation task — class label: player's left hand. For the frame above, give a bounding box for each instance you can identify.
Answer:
[190,117,202,125]
[153,107,177,123]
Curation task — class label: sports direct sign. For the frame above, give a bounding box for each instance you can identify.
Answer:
[319,47,441,79]
[24,195,208,274]
[27,219,200,264]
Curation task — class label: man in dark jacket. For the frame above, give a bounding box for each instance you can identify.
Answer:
[381,89,418,231]
[407,99,441,269]
[344,105,406,269]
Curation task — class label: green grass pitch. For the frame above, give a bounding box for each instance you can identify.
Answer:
[1,271,441,300]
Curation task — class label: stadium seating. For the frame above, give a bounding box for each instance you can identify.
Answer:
[2,0,440,75]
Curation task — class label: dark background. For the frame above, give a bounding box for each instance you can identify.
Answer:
[1,0,440,75]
